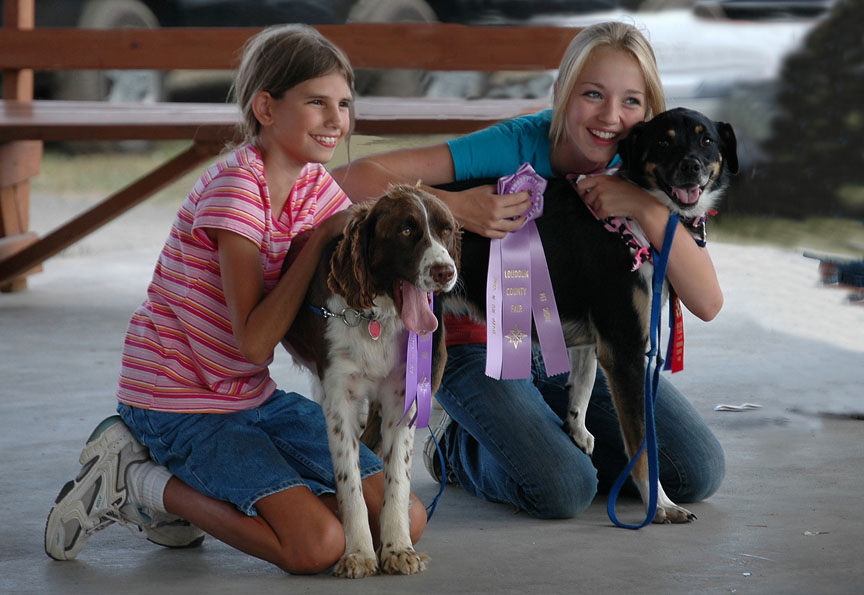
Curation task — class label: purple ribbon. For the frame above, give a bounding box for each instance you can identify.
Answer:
[404,294,433,428]
[485,163,570,380]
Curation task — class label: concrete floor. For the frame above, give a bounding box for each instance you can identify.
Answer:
[2,194,863,594]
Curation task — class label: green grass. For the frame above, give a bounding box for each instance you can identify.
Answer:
[33,135,452,205]
[32,139,864,258]
[33,141,200,204]
[712,215,864,258]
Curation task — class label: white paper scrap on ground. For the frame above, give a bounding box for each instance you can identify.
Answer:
[714,403,763,412]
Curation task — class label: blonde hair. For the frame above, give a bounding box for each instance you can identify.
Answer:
[231,24,355,146]
[549,21,665,147]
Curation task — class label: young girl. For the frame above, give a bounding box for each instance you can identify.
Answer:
[333,21,726,519]
[45,24,426,573]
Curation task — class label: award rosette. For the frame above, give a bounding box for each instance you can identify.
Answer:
[485,163,570,380]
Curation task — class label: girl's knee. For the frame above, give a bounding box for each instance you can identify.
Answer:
[409,494,428,544]
[278,517,345,574]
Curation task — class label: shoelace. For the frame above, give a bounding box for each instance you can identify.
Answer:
[96,503,152,541]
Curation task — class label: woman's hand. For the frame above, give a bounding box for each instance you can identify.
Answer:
[576,174,723,321]
[332,145,532,239]
[439,184,532,238]
[576,175,651,220]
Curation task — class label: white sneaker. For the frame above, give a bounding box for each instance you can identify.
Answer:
[422,409,456,485]
[45,416,204,560]
[119,500,205,549]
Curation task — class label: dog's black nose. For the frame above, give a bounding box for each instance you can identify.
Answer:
[679,158,702,175]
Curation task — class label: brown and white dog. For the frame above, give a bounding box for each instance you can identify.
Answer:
[282,184,459,578]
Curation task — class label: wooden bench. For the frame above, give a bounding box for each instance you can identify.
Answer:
[1,0,579,289]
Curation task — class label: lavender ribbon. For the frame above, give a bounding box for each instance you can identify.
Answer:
[404,294,433,428]
[485,163,570,380]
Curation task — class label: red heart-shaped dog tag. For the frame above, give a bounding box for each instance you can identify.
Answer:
[368,320,381,341]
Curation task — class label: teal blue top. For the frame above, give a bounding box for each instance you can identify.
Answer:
[447,110,554,180]
[447,109,621,179]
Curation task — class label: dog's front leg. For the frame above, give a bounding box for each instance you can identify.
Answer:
[563,346,596,456]
[321,375,379,578]
[598,351,696,524]
[376,375,429,575]
[633,466,697,524]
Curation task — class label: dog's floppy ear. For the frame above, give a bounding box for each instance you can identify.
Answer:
[618,121,647,171]
[717,121,739,175]
[328,201,377,310]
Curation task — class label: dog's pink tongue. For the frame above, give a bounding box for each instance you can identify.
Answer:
[672,186,703,205]
[400,280,437,335]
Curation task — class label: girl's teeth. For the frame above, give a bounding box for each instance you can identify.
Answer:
[591,129,616,140]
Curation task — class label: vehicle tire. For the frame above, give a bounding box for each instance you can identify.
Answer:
[347,0,437,22]
[347,0,437,97]
[54,0,165,104]
[637,0,695,10]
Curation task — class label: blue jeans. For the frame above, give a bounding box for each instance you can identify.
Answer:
[435,344,725,519]
[118,389,383,516]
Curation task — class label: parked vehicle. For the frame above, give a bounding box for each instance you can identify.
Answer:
[693,0,836,20]
[28,0,619,101]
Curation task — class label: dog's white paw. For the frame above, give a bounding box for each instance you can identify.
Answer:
[565,422,595,456]
[379,547,430,575]
[334,551,379,579]
[653,503,697,524]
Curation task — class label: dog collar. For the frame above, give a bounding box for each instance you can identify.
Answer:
[687,208,717,248]
[306,304,381,340]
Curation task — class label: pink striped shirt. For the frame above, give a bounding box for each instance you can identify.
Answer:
[117,144,350,412]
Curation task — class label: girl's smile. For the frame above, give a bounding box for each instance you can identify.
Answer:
[312,134,341,148]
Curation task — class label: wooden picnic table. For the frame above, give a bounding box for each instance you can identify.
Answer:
[0,0,574,290]
[0,96,549,287]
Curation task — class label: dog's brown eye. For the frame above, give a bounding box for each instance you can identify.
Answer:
[702,137,714,146]
[401,227,412,237]
[440,227,451,237]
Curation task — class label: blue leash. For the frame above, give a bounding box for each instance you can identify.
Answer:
[607,212,679,529]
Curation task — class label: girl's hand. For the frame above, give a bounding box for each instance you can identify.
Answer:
[441,184,533,239]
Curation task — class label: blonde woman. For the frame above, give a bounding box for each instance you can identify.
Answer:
[334,21,725,519]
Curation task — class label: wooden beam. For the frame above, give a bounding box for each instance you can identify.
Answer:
[2,0,35,100]
[0,141,222,285]
[1,0,38,290]
[2,0,34,28]
[0,230,39,292]
[0,139,41,187]
[0,97,550,141]
[0,24,578,72]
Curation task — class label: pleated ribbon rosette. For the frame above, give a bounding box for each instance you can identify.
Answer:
[485,163,570,379]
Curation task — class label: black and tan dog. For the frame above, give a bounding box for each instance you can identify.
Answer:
[439,107,737,523]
